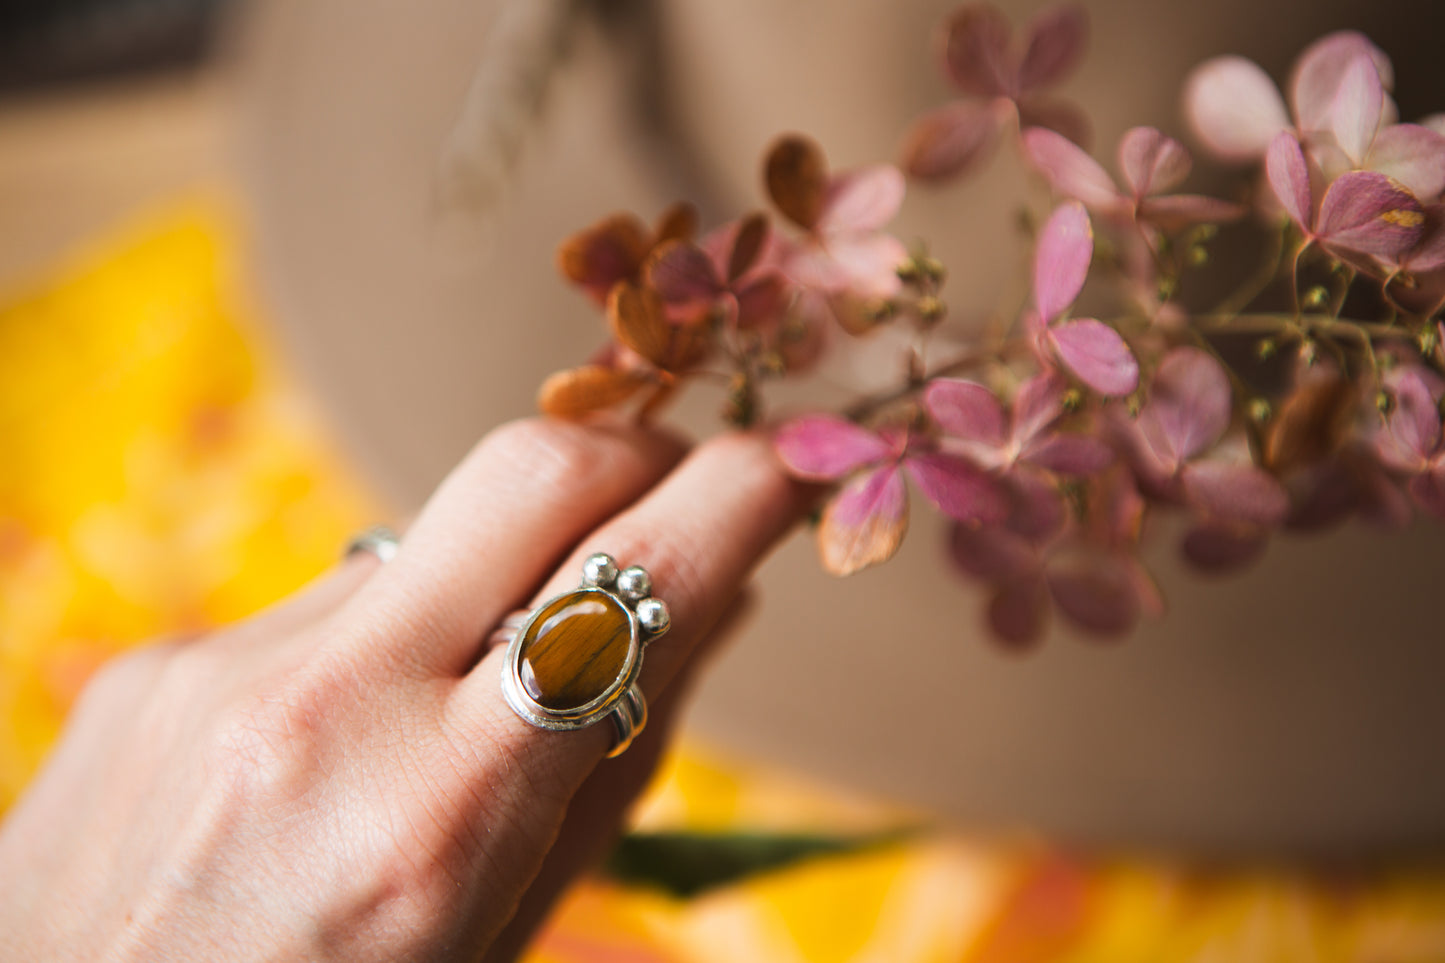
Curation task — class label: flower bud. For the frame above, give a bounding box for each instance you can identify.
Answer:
[1187,245,1209,267]
[895,258,921,283]
[1419,327,1440,356]
[1249,398,1272,423]
[1303,285,1329,308]
[1299,341,1318,366]
[1256,338,1278,361]
[1062,388,1084,412]
[1375,390,1394,415]
[915,296,946,325]
[920,257,947,284]
[1157,276,1179,300]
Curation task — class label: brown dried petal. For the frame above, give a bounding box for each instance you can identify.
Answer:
[1263,372,1356,473]
[538,365,647,418]
[557,215,651,295]
[729,212,771,282]
[608,281,673,367]
[654,202,699,245]
[765,135,829,230]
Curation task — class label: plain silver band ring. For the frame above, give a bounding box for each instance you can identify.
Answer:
[345,525,401,563]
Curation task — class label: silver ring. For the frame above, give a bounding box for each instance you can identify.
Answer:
[497,553,670,758]
[345,525,401,563]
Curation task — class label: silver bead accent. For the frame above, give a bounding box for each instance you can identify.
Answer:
[582,553,619,588]
[635,597,671,636]
[616,565,652,601]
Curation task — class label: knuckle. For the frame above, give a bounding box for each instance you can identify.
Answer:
[74,644,172,712]
[200,668,346,807]
[474,418,608,500]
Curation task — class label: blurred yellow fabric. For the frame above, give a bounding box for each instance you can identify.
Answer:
[1,203,1443,961]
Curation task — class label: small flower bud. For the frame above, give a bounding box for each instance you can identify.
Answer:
[1062,388,1084,412]
[1303,285,1329,308]
[1157,276,1179,301]
[865,299,897,324]
[759,351,786,376]
[915,296,946,325]
[722,374,757,428]
[1249,398,1272,423]
[1187,245,1209,268]
[920,257,947,284]
[895,258,921,283]
[1375,390,1394,415]
[1256,338,1278,361]
[1193,224,1219,242]
[1299,341,1318,366]
[1418,326,1440,356]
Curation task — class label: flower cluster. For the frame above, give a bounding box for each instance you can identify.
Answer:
[538,4,1445,648]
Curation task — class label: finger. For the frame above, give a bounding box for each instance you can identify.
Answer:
[449,431,808,812]
[345,419,688,675]
[479,592,756,963]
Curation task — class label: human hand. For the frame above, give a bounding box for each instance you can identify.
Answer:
[0,419,807,961]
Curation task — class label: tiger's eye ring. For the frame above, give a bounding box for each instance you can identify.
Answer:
[498,554,669,758]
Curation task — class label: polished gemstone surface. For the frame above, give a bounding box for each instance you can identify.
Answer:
[518,590,633,711]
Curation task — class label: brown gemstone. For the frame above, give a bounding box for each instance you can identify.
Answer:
[518,590,634,711]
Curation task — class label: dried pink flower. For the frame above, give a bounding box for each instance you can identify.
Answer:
[900,2,1089,182]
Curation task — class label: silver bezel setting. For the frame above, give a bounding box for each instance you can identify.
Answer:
[500,555,668,739]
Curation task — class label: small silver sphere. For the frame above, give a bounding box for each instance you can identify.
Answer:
[635,597,670,635]
[582,553,619,588]
[616,565,652,601]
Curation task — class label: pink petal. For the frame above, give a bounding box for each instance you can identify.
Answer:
[1290,31,1393,134]
[1423,114,1445,139]
[1265,131,1314,232]
[1140,194,1246,233]
[1032,200,1095,322]
[1023,433,1113,475]
[1316,170,1426,258]
[1118,126,1192,199]
[822,234,909,298]
[1011,371,1067,443]
[1049,318,1139,396]
[1138,346,1232,465]
[819,165,907,235]
[1021,128,1122,212]
[1046,560,1139,637]
[1328,54,1384,166]
[1385,367,1441,464]
[1005,466,1068,540]
[1367,124,1445,201]
[1180,460,1290,527]
[733,273,791,330]
[942,3,1014,97]
[645,241,723,302]
[818,466,908,576]
[1404,205,1445,273]
[924,379,1008,447]
[773,415,894,481]
[1181,524,1268,574]
[1017,3,1088,92]
[899,100,1006,182]
[905,452,1008,524]
[1182,56,1290,163]
[988,578,1050,649]
[1017,98,1091,147]
[951,523,1038,581]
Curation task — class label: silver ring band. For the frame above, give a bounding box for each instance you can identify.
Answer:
[345,525,401,563]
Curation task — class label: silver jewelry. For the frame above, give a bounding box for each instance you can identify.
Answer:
[345,525,401,563]
[498,553,669,758]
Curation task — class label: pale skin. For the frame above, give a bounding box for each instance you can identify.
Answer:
[0,419,810,961]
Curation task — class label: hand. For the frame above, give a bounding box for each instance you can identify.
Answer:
[0,419,807,961]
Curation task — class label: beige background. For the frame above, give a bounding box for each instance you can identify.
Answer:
[6,0,1445,858]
